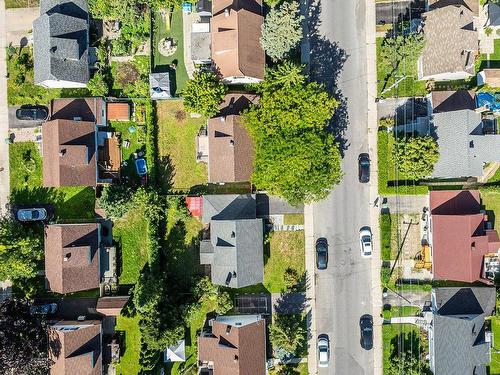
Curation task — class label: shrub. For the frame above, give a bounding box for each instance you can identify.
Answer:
[87,71,109,97]
[98,184,134,219]
[183,71,227,117]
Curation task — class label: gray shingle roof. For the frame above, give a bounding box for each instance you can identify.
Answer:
[432,287,495,375]
[200,194,263,288]
[33,0,89,86]
[432,109,500,178]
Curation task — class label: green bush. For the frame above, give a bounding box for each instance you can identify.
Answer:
[97,184,134,218]
[380,213,392,261]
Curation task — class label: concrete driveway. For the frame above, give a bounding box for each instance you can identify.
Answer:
[375,0,425,25]
[5,7,39,46]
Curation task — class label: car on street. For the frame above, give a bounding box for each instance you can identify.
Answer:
[30,303,57,315]
[360,314,373,350]
[317,334,330,367]
[316,237,328,270]
[358,153,370,183]
[15,105,49,121]
[17,208,47,222]
[359,227,373,258]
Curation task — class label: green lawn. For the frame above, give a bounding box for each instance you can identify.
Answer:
[480,189,500,228]
[9,142,95,221]
[5,0,38,7]
[479,39,500,72]
[264,231,305,293]
[115,314,142,375]
[283,214,305,225]
[153,8,189,95]
[157,100,208,191]
[383,305,420,320]
[380,213,392,261]
[376,37,427,98]
[490,317,500,375]
[382,323,423,374]
[377,130,428,195]
[270,363,308,375]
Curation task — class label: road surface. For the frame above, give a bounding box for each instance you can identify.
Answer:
[309,0,373,373]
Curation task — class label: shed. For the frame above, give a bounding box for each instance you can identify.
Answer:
[107,102,130,122]
[163,340,186,362]
[149,73,171,100]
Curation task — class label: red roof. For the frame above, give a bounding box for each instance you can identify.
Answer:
[430,190,499,284]
[186,197,202,218]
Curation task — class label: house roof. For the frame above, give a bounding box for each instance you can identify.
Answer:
[198,315,266,375]
[106,102,130,121]
[430,90,476,113]
[33,0,89,85]
[479,68,500,87]
[486,2,500,27]
[430,190,500,283]
[432,287,495,375]
[48,320,102,375]
[211,0,264,80]
[428,0,479,16]
[149,73,171,99]
[420,5,478,79]
[49,98,103,124]
[45,223,100,294]
[431,109,500,178]
[96,296,129,316]
[200,194,263,288]
[42,119,97,187]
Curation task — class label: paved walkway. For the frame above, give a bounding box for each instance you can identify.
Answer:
[383,288,430,308]
[182,12,195,79]
[5,7,39,46]
[0,0,11,216]
[384,195,428,214]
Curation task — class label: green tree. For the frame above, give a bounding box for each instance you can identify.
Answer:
[87,71,109,97]
[269,314,306,355]
[0,218,42,283]
[260,1,304,61]
[194,277,234,314]
[183,71,227,117]
[387,353,431,375]
[98,184,134,219]
[394,135,439,180]
[244,64,342,205]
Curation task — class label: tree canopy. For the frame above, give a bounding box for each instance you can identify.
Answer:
[269,314,306,355]
[260,1,304,61]
[183,71,227,117]
[244,62,342,205]
[0,217,43,283]
[394,135,439,180]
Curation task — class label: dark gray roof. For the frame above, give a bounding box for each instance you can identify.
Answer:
[432,287,495,375]
[33,0,89,85]
[149,73,171,99]
[432,109,500,178]
[200,194,263,288]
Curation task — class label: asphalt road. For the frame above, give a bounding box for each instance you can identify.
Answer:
[375,0,425,25]
[309,0,373,374]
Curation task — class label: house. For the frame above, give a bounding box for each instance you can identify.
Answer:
[149,72,171,99]
[429,190,500,284]
[429,90,476,113]
[48,320,102,375]
[477,69,500,87]
[198,315,266,375]
[44,223,101,294]
[33,0,90,88]
[430,109,500,178]
[211,0,265,84]
[49,97,105,126]
[429,287,495,375]
[200,194,264,288]
[428,0,479,16]
[418,5,478,81]
[106,102,130,122]
[205,93,258,183]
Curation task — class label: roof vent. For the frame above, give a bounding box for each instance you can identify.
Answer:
[232,271,237,278]
[469,140,474,148]
[224,8,229,17]
[63,253,71,261]
[59,149,66,157]
[471,241,476,251]
[229,140,234,147]
[226,325,231,334]
[231,231,235,238]
[221,116,226,123]
[234,355,238,363]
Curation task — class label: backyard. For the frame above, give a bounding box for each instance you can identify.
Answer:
[115,315,142,375]
[490,316,500,375]
[152,8,189,95]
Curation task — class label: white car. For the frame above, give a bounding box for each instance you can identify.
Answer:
[17,208,47,222]
[359,227,373,258]
[317,335,330,367]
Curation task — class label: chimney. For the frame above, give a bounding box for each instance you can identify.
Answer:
[224,8,229,17]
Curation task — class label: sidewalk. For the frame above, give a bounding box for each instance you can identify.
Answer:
[0,0,11,216]
[182,12,195,79]
[304,203,317,374]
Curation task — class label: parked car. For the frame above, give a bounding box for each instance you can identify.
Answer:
[30,303,57,315]
[317,334,330,367]
[15,105,48,121]
[17,208,47,222]
[358,153,370,183]
[359,227,373,258]
[360,314,373,350]
[316,237,328,270]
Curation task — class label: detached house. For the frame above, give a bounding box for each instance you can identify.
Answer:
[198,315,266,375]
[200,194,264,288]
[48,320,102,374]
[430,190,500,284]
[211,0,265,84]
[418,4,478,81]
[429,287,495,375]
[33,0,90,88]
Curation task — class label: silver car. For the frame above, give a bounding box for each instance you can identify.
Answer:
[17,208,47,222]
[359,227,373,258]
[317,335,330,367]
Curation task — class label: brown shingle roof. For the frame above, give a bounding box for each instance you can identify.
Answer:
[45,224,101,294]
[198,316,266,375]
[431,90,476,113]
[49,321,102,375]
[96,296,130,316]
[106,102,130,121]
[430,190,500,284]
[42,119,97,187]
[428,0,479,16]
[50,98,104,125]
[481,69,500,87]
[212,0,264,81]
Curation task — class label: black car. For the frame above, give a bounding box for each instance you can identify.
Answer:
[360,314,373,350]
[358,153,370,183]
[316,238,328,270]
[15,105,48,121]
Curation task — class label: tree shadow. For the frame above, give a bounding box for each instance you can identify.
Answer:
[158,155,175,194]
[274,291,308,315]
[389,330,421,359]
